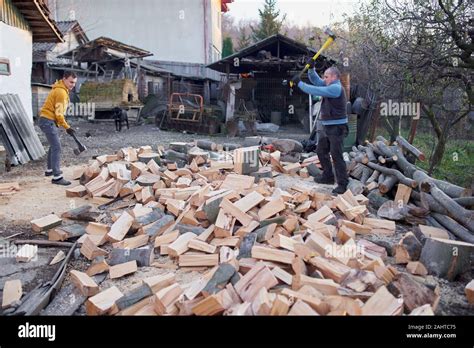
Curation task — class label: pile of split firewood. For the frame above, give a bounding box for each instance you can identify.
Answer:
[6,137,473,316]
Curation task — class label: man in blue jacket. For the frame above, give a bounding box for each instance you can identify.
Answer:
[293,66,349,194]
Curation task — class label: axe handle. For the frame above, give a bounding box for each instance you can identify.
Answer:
[290,36,335,88]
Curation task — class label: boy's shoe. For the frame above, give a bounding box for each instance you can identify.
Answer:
[52,177,71,186]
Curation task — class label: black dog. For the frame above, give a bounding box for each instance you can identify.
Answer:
[113,107,129,132]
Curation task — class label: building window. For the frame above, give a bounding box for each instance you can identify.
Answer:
[0,58,11,76]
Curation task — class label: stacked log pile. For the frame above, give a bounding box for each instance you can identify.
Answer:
[344,135,473,242]
[9,137,472,316]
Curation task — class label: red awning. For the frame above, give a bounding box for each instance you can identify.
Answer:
[221,0,233,12]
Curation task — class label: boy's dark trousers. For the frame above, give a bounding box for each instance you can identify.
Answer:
[316,123,349,187]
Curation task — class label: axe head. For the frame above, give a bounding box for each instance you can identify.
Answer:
[323,26,336,39]
[73,146,86,156]
[71,133,87,155]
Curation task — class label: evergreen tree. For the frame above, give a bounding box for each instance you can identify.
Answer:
[222,37,234,58]
[251,0,286,42]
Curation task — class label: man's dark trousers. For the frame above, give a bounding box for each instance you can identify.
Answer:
[316,124,349,187]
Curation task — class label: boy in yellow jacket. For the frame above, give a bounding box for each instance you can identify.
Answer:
[39,71,77,185]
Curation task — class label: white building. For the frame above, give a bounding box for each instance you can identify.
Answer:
[50,0,233,66]
[0,0,63,120]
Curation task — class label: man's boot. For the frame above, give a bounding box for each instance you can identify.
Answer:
[314,175,335,185]
[332,184,347,195]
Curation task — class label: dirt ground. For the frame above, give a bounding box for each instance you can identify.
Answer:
[0,119,472,316]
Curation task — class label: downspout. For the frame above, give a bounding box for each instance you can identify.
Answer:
[203,0,208,65]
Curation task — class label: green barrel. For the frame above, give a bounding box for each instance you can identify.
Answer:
[343,114,357,152]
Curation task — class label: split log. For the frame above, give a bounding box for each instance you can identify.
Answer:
[116,284,153,311]
[466,280,474,304]
[387,273,436,313]
[367,190,389,210]
[347,178,365,195]
[429,185,474,232]
[175,223,205,236]
[360,166,373,184]
[420,237,474,280]
[61,205,99,222]
[222,143,241,151]
[431,213,474,244]
[187,148,209,165]
[350,163,365,180]
[2,279,22,309]
[202,264,237,296]
[163,149,187,162]
[138,152,160,164]
[196,139,218,151]
[272,139,303,153]
[169,142,189,154]
[85,286,123,316]
[306,163,323,177]
[366,170,380,184]
[108,247,154,267]
[413,170,470,198]
[140,215,174,238]
[237,232,257,259]
[394,232,422,264]
[377,200,409,221]
[70,270,99,297]
[395,136,425,161]
[250,167,273,182]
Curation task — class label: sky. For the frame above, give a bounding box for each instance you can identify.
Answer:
[226,0,360,27]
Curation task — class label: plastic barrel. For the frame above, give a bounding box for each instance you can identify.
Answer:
[343,114,358,151]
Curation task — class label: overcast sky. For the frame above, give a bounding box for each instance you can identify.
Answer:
[226,0,359,27]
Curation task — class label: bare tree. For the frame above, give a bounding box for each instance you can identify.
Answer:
[345,0,473,174]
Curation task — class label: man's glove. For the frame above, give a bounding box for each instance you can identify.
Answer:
[66,128,75,136]
[291,74,301,86]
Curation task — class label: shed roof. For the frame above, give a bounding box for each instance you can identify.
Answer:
[207,34,335,74]
[33,20,89,62]
[11,0,63,43]
[58,36,153,62]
